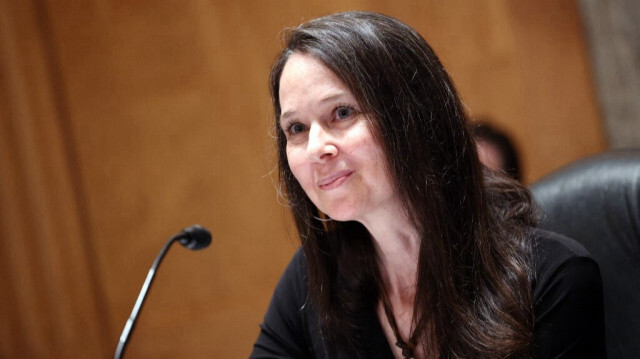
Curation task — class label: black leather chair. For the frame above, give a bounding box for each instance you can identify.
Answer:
[530,150,640,359]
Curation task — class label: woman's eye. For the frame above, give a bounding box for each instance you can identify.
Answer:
[335,106,355,120]
[287,122,306,135]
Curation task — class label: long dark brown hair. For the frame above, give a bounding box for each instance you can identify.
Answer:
[270,11,536,358]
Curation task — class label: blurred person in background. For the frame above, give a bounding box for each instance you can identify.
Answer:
[473,121,522,181]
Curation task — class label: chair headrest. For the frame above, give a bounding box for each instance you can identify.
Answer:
[531,150,640,248]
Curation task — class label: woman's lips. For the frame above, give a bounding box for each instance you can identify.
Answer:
[317,170,354,190]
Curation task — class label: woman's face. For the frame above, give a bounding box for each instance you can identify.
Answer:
[278,52,397,223]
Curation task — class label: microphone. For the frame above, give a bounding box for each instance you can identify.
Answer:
[177,224,212,250]
[114,225,212,359]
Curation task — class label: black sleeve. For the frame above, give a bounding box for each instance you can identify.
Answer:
[251,250,316,359]
[533,256,606,359]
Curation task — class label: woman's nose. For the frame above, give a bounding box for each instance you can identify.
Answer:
[307,122,338,162]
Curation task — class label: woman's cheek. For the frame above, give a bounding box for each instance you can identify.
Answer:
[287,149,309,187]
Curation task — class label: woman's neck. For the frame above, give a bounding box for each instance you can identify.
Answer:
[359,207,420,298]
[359,205,429,358]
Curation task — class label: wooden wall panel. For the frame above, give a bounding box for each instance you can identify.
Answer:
[0,1,110,357]
[1,0,605,357]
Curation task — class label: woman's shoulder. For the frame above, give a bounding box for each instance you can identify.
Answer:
[530,230,606,357]
[273,248,309,302]
[531,228,593,268]
[252,248,322,358]
[531,228,597,300]
[531,228,600,293]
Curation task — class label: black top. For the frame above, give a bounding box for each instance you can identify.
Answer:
[251,230,605,358]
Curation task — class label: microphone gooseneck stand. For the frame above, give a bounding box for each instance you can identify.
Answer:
[114,225,212,359]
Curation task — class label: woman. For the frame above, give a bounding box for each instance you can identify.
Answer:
[252,11,604,359]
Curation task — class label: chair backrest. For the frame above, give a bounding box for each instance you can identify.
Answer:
[530,150,640,359]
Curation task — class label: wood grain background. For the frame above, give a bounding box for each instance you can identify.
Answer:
[0,0,605,357]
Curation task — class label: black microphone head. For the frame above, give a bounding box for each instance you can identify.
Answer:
[177,224,212,250]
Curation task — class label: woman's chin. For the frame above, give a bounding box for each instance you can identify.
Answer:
[318,206,359,223]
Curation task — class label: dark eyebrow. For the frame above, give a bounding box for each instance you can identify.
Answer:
[320,93,348,104]
[280,110,295,123]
